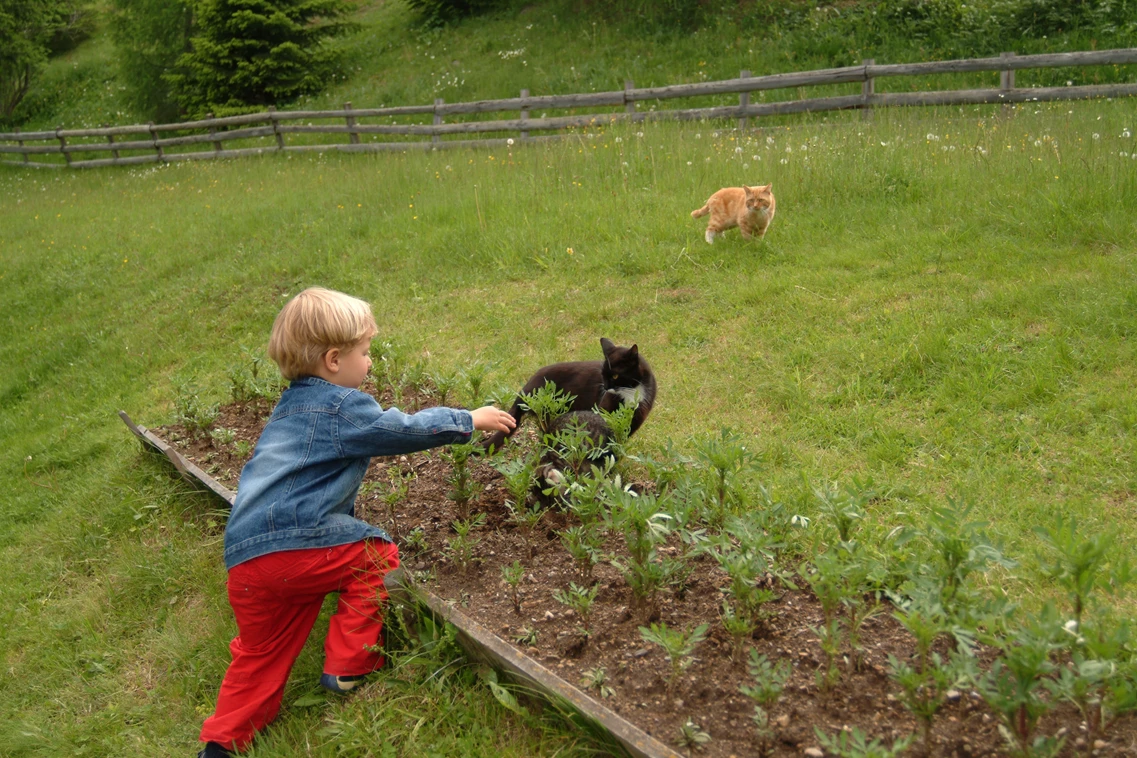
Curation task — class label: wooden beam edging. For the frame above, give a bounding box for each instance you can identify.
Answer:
[116,411,684,758]
[118,411,236,505]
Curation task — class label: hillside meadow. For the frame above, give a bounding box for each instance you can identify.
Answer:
[1,99,1136,755]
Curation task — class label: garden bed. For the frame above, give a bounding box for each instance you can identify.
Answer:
[140,378,1137,758]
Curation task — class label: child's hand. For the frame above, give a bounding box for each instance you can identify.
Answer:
[470,406,516,434]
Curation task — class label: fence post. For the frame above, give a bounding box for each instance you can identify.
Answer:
[343,102,360,145]
[105,124,120,161]
[738,70,751,131]
[16,128,29,164]
[520,88,529,141]
[56,126,72,166]
[148,122,163,161]
[625,80,636,116]
[1000,51,1016,116]
[267,107,284,151]
[433,98,443,144]
[206,113,222,156]
[862,59,875,121]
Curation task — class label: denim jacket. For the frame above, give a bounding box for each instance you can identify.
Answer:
[223,376,473,569]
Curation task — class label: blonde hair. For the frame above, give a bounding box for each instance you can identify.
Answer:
[268,287,378,380]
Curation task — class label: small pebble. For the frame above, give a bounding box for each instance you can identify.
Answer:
[804,749,824,758]
[544,610,554,621]
[1094,740,1108,749]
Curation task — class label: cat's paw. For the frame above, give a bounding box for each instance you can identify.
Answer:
[704,230,716,244]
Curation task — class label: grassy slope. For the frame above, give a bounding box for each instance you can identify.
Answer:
[2,1,1137,755]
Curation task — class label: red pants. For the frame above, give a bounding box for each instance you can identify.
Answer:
[199,539,399,752]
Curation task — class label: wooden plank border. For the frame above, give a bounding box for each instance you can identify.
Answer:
[116,410,684,758]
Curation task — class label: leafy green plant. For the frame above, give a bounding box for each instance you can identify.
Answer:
[608,484,673,613]
[552,582,599,634]
[428,368,462,408]
[172,380,219,437]
[638,622,708,692]
[519,380,575,436]
[580,666,614,699]
[233,439,253,459]
[814,727,914,758]
[597,398,636,458]
[977,608,1064,758]
[461,361,493,408]
[379,466,414,541]
[1052,618,1137,755]
[740,650,792,708]
[720,599,757,662]
[675,718,711,754]
[403,526,428,557]
[445,513,485,574]
[560,524,604,582]
[227,347,280,402]
[888,593,974,757]
[209,427,235,446]
[800,550,848,691]
[923,497,1013,629]
[693,428,757,526]
[514,626,538,647]
[1035,515,1120,631]
[500,560,525,614]
[444,442,483,521]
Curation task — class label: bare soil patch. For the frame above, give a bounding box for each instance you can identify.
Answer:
[159,383,1137,758]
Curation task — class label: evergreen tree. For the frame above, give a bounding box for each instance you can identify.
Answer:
[109,0,195,122]
[167,0,354,117]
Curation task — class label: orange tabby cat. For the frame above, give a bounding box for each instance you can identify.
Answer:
[691,184,776,243]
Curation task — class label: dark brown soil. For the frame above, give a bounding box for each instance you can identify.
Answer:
[159,382,1137,758]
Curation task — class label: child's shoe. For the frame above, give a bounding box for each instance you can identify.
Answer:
[197,742,233,758]
[320,672,369,694]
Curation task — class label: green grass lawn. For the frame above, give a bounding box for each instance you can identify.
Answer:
[1,98,1135,754]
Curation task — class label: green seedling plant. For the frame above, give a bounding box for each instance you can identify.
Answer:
[552,582,599,635]
[639,622,709,693]
[814,727,914,758]
[446,513,485,574]
[380,466,414,541]
[815,480,866,548]
[720,599,758,662]
[403,526,428,558]
[560,524,604,582]
[444,442,484,521]
[1035,515,1119,631]
[514,627,538,647]
[172,380,219,438]
[800,550,848,691]
[740,652,791,756]
[501,560,525,615]
[608,484,673,614]
[888,590,973,757]
[561,464,612,526]
[693,428,758,527]
[233,439,253,459]
[209,427,235,446]
[461,361,493,408]
[597,398,636,460]
[427,369,462,407]
[544,414,604,479]
[227,347,280,402]
[519,380,575,435]
[675,719,711,755]
[580,666,614,699]
[923,497,1012,631]
[839,554,882,673]
[1053,618,1137,755]
[977,606,1065,758]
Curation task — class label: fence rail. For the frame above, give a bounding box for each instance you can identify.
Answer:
[3,48,1135,169]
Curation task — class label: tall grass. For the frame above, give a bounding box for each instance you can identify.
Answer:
[1,99,1135,753]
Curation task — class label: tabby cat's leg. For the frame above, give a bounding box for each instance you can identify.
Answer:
[705,228,716,244]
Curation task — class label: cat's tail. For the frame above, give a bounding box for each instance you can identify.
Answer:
[690,204,710,219]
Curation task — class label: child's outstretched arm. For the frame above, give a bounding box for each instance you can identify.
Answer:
[470,406,516,434]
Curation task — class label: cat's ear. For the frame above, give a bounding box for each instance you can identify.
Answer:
[600,337,616,355]
[743,185,753,195]
[764,183,772,191]
[628,344,639,357]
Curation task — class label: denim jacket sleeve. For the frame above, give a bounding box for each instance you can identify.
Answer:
[336,389,473,458]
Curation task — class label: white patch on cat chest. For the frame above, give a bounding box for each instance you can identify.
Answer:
[612,386,643,404]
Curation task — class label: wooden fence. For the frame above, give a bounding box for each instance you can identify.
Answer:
[2,48,1135,169]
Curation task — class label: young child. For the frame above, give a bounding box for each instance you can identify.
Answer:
[198,287,515,757]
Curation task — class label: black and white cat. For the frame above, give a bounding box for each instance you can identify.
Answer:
[480,337,657,454]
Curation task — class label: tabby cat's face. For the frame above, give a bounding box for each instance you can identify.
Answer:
[744,184,774,213]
